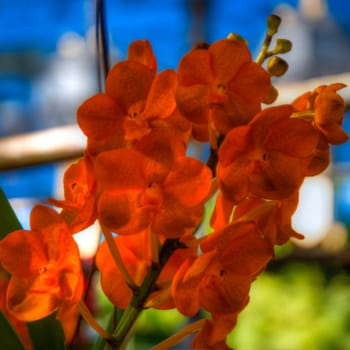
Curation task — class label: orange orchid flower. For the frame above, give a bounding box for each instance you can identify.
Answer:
[217,105,321,203]
[172,221,273,317]
[49,156,97,233]
[0,205,84,331]
[77,39,182,157]
[176,38,271,139]
[95,144,212,238]
[293,83,349,145]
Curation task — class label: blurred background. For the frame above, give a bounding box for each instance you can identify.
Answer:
[1,0,350,349]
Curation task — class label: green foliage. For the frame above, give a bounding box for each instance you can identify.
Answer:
[228,262,350,350]
[0,312,26,350]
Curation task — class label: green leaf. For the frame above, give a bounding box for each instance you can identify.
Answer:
[27,313,66,350]
[0,188,67,349]
[0,312,26,350]
[0,188,22,236]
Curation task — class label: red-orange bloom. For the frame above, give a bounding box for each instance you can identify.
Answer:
[49,156,97,233]
[293,83,349,145]
[176,39,271,138]
[95,145,212,238]
[217,105,321,202]
[172,222,273,317]
[0,205,83,326]
[77,40,182,157]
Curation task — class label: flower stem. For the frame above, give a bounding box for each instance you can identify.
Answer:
[106,239,183,349]
[102,227,138,290]
[150,318,206,350]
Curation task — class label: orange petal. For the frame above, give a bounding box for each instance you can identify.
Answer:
[143,69,177,120]
[127,40,157,71]
[95,149,147,191]
[0,229,47,277]
[30,204,64,233]
[199,272,250,314]
[265,117,319,157]
[77,93,125,140]
[105,61,155,111]
[164,156,212,206]
[171,257,201,316]
[210,39,251,83]
[152,196,203,238]
[98,191,150,235]
[177,48,213,85]
[176,84,210,125]
[210,192,235,231]
[7,277,59,321]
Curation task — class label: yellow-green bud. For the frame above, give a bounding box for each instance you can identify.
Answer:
[274,38,292,54]
[267,15,281,36]
[267,56,289,77]
[226,33,248,45]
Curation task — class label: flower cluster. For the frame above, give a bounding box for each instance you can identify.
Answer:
[0,16,348,350]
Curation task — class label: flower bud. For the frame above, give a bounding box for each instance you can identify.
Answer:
[267,56,289,77]
[267,15,281,36]
[274,38,292,54]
